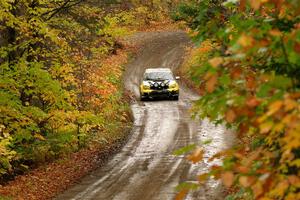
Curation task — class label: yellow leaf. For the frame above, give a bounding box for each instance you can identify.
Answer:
[284,98,298,111]
[257,114,268,123]
[286,193,300,200]
[271,180,289,197]
[259,197,274,200]
[273,123,284,132]
[283,130,300,150]
[259,121,273,134]
[208,57,223,68]
[267,100,283,116]
[282,115,292,125]
[34,133,46,141]
[290,159,300,167]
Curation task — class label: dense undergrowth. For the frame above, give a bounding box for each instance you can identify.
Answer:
[0,0,181,181]
[174,0,300,200]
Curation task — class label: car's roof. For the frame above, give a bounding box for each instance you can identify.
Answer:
[145,68,172,73]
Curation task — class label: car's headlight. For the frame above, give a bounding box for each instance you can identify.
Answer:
[143,84,150,90]
[169,82,178,89]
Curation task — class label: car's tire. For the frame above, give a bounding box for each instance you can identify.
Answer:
[140,96,147,101]
[173,96,179,101]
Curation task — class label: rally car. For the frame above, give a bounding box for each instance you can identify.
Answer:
[140,68,180,101]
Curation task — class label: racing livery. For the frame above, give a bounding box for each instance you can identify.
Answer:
[140,68,179,101]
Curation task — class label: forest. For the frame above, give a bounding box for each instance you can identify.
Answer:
[0,0,177,179]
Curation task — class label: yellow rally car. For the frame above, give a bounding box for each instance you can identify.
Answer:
[140,68,180,101]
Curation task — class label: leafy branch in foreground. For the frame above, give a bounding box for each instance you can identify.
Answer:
[173,0,300,199]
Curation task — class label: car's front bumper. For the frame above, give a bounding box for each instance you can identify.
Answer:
[140,88,179,99]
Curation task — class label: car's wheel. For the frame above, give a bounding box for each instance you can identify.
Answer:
[140,96,147,101]
[172,96,179,101]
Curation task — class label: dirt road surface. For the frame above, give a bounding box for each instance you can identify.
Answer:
[55,31,235,200]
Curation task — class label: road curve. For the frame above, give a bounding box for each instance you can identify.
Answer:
[56,31,234,200]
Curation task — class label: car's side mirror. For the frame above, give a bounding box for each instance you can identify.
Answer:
[175,76,180,80]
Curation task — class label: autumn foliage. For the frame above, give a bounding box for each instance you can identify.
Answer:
[0,0,180,182]
[173,0,300,199]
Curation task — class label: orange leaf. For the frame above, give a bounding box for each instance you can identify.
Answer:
[175,189,188,200]
[198,84,206,96]
[294,42,300,54]
[230,67,243,79]
[269,29,282,37]
[284,98,298,111]
[250,0,261,10]
[288,175,300,186]
[186,148,204,164]
[225,109,236,123]
[290,92,300,99]
[235,165,250,173]
[251,182,264,198]
[267,100,283,116]
[221,171,234,187]
[274,0,284,11]
[238,34,254,47]
[239,0,246,11]
[258,197,274,200]
[273,180,289,197]
[198,173,209,182]
[243,149,262,166]
[239,176,255,187]
[246,75,256,90]
[206,74,218,93]
[246,96,260,108]
[208,151,226,162]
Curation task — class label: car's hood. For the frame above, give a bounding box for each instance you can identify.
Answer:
[143,80,176,86]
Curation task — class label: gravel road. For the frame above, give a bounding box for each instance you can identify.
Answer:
[55,31,234,200]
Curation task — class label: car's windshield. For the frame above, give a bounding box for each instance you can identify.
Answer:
[144,72,174,81]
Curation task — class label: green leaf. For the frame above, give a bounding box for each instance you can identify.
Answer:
[257,83,272,98]
[173,144,196,156]
[202,139,213,145]
[175,182,199,192]
[219,74,231,86]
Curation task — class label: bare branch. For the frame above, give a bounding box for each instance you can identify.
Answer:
[42,0,85,20]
